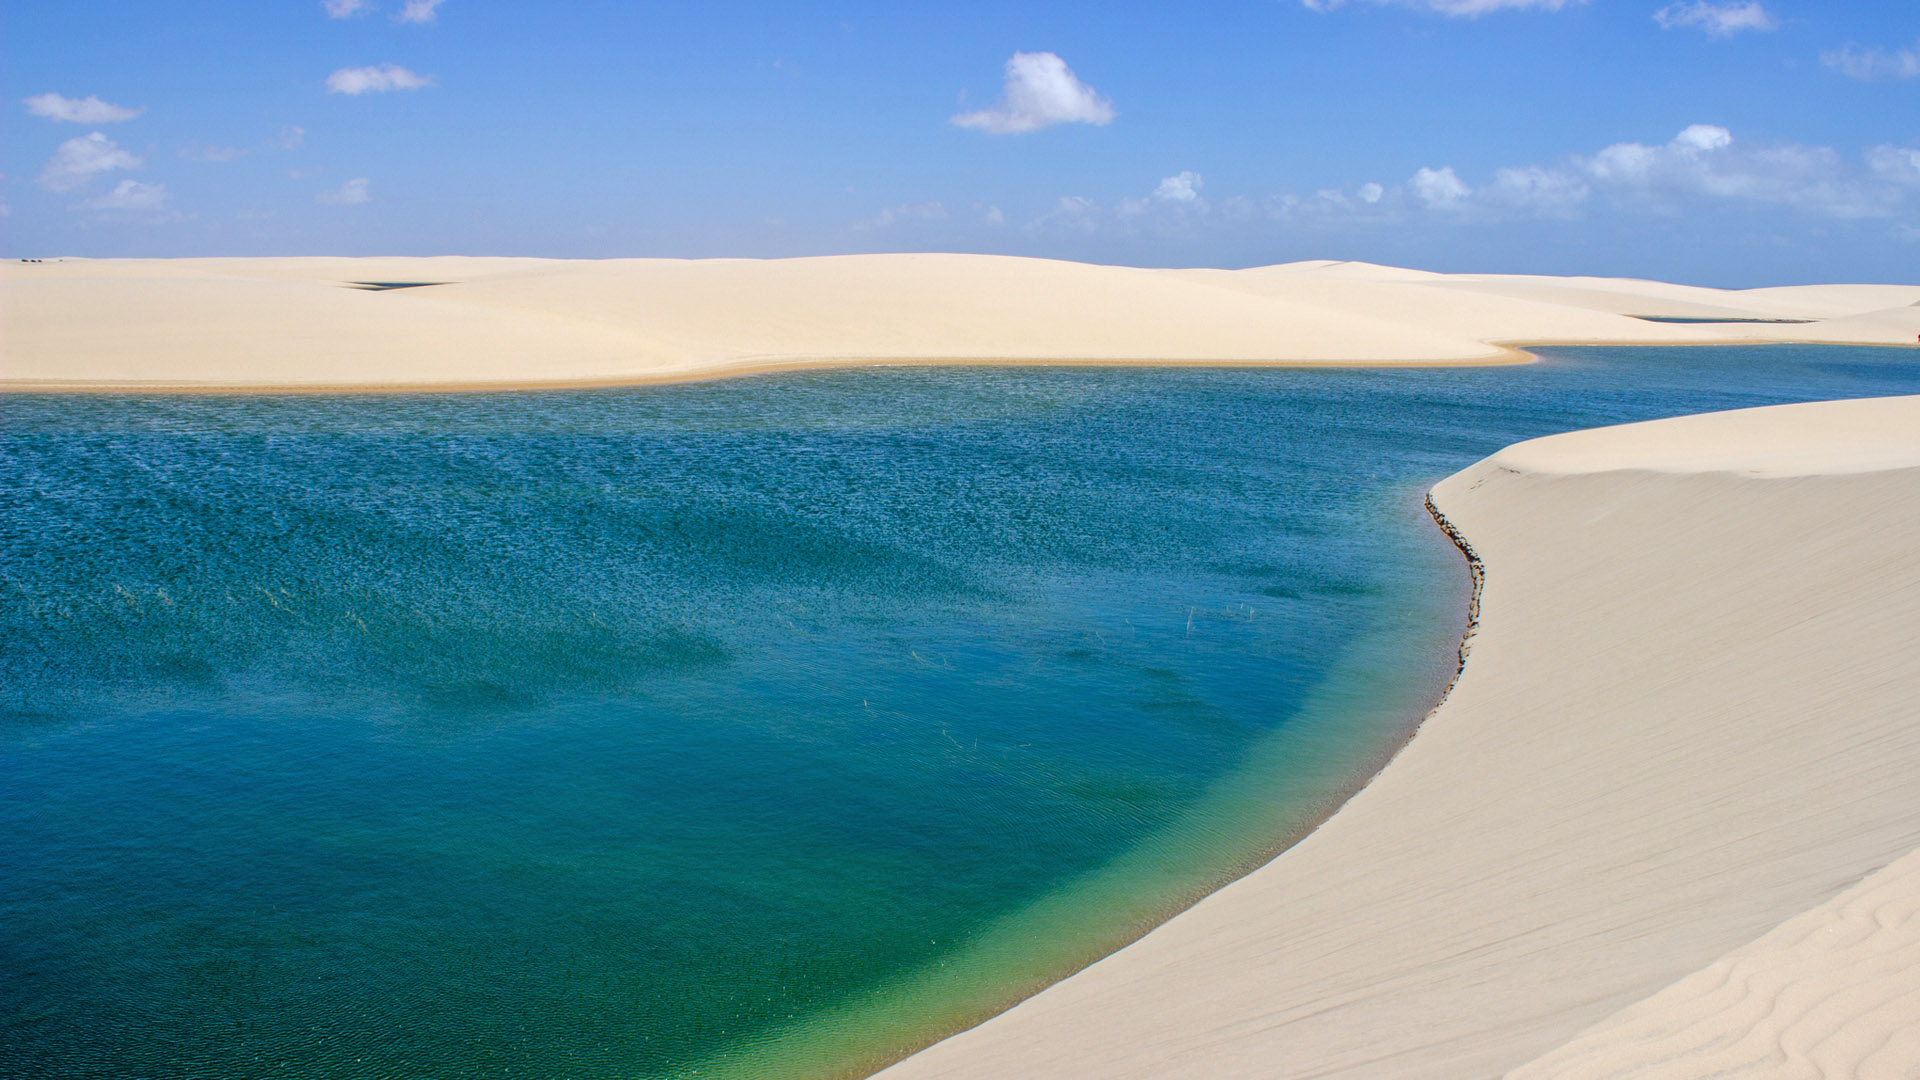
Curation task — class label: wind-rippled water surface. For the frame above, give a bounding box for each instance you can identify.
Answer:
[4,345,1917,1080]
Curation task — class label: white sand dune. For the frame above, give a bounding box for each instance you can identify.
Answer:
[877,395,1920,1080]
[7,254,1918,1074]
[3,255,1914,389]
[1508,845,1920,1080]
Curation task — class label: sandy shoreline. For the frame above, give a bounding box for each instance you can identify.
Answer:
[7,254,1918,1075]
[4,255,1916,390]
[877,394,1920,1079]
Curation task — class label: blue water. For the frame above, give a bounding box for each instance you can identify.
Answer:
[3,345,1916,1080]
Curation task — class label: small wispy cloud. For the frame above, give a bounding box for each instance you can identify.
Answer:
[180,124,305,160]
[37,132,142,192]
[396,0,446,23]
[1226,123,1917,233]
[1301,0,1582,16]
[1409,124,1914,221]
[1822,40,1920,82]
[952,52,1115,135]
[324,0,372,17]
[23,92,143,124]
[326,64,434,95]
[76,179,172,212]
[1653,2,1777,37]
[1866,145,1920,186]
[857,200,948,230]
[180,144,246,162]
[1028,194,1101,232]
[317,177,373,205]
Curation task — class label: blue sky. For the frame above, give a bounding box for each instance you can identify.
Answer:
[4,0,1917,284]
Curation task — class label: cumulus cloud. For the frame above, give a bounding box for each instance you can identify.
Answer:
[1397,125,1911,221]
[1652,2,1776,36]
[326,64,433,95]
[397,0,446,23]
[76,179,171,211]
[951,52,1114,134]
[1011,126,1920,240]
[24,92,143,124]
[272,124,306,150]
[317,177,372,205]
[1233,124,1914,230]
[324,0,372,16]
[37,132,142,191]
[1301,0,1582,16]
[1822,41,1920,82]
[1411,166,1469,208]
[1152,170,1204,204]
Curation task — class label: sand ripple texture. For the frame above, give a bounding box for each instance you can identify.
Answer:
[1509,845,1920,1080]
[878,395,1920,1080]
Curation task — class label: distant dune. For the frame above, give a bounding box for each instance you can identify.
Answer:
[877,395,1920,1080]
[3,255,1916,389]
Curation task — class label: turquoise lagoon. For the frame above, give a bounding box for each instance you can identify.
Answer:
[4,345,1918,1079]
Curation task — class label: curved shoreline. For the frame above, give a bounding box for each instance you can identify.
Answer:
[874,394,1920,1080]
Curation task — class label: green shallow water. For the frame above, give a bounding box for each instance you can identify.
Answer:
[3,345,1917,1079]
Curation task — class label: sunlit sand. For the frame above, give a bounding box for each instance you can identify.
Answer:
[879,394,1920,1080]
[4,255,1916,389]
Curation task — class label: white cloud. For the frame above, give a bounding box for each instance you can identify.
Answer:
[1013,127,1919,240]
[317,177,372,205]
[951,52,1115,134]
[23,92,143,124]
[1543,125,1909,219]
[76,179,171,211]
[271,125,306,150]
[1652,2,1776,37]
[1364,125,1913,225]
[1822,41,1920,82]
[1674,123,1733,152]
[1866,146,1920,185]
[324,0,372,17]
[1152,170,1204,204]
[397,0,446,23]
[326,64,433,95]
[37,132,142,192]
[1302,0,1582,16]
[1411,166,1469,207]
